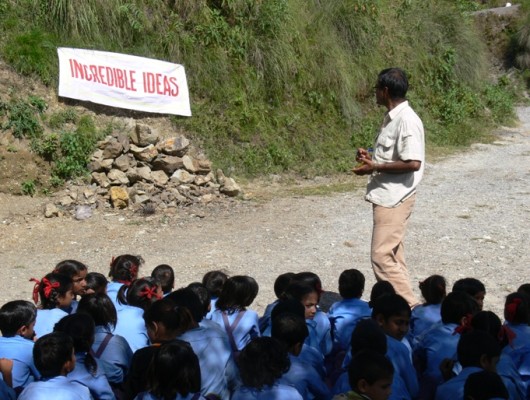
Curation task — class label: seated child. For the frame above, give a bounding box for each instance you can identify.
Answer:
[187,282,228,338]
[54,314,115,400]
[0,300,40,391]
[328,269,371,353]
[202,270,228,320]
[54,259,88,313]
[31,272,73,338]
[272,312,331,399]
[151,264,175,296]
[413,290,478,400]
[503,292,530,350]
[85,272,109,295]
[18,332,91,400]
[231,337,302,400]
[134,341,206,400]
[435,330,501,400]
[368,281,395,308]
[258,272,295,334]
[452,278,486,311]
[408,275,445,347]
[333,349,394,400]
[107,254,144,312]
[464,370,509,400]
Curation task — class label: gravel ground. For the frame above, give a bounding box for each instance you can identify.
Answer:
[0,107,529,317]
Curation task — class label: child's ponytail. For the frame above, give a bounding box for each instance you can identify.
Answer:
[118,278,162,311]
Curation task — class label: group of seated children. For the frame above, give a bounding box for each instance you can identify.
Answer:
[0,254,528,400]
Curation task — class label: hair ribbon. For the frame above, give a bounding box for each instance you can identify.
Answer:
[29,278,40,304]
[140,286,161,300]
[453,313,473,335]
[506,298,522,322]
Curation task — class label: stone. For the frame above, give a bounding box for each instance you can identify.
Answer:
[109,186,129,209]
[75,205,92,220]
[107,169,129,185]
[91,149,104,161]
[157,136,190,156]
[129,144,158,163]
[151,170,169,186]
[201,194,215,204]
[44,203,59,218]
[194,174,212,186]
[137,166,153,182]
[170,169,195,184]
[115,133,130,153]
[59,196,74,206]
[114,154,132,172]
[92,172,110,188]
[132,123,159,146]
[100,159,114,171]
[83,187,97,199]
[220,177,241,197]
[133,194,151,204]
[151,154,184,174]
[182,155,212,173]
[97,135,113,150]
[102,140,123,159]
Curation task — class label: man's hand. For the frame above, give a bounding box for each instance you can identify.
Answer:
[353,147,374,175]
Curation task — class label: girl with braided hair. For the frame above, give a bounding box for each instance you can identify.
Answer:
[30,272,73,338]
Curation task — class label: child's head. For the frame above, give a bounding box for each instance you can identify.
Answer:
[0,300,37,339]
[271,312,308,354]
[270,298,306,321]
[419,274,446,305]
[273,272,295,299]
[283,281,319,320]
[293,272,323,300]
[351,319,388,356]
[166,287,205,324]
[471,311,511,349]
[85,272,108,295]
[108,254,143,284]
[117,277,162,311]
[33,332,75,378]
[517,283,530,298]
[54,259,88,297]
[441,291,478,325]
[146,341,201,399]
[504,292,530,325]
[202,270,228,298]
[186,282,211,318]
[348,349,394,400]
[77,293,117,331]
[339,269,365,299]
[31,272,74,310]
[369,281,395,308]
[238,337,290,389]
[371,293,411,341]
[215,275,259,312]
[457,330,500,371]
[452,278,486,311]
[143,299,196,342]
[464,370,509,400]
[151,264,175,295]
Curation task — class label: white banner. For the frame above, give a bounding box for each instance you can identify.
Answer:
[57,48,191,116]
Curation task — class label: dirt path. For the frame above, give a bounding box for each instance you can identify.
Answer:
[1,108,529,316]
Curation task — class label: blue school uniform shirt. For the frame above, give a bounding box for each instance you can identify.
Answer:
[413,322,460,399]
[93,325,133,384]
[299,343,327,378]
[68,352,116,400]
[386,335,418,399]
[107,281,126,312]
[506,322,530,350]
[496,353,526,400]
[327,298,371,352]
[0,378,15,400]
[34,308,68,338]
[306,310,332,356]
[408,303,441,347]
[113,304,149,353]
[232,383,303,400]
[134,392,207,400]
[279,353,331,399]
[435,366,482,400]
[18,376,92,400]
[205,297,219,320]
[178,326,240,400]
[0,335,40,390]
[258,300,278,334]
[210,308,260,351]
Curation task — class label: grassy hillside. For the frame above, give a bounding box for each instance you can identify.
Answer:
[0,0,527,180]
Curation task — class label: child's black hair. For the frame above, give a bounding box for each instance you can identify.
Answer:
[350,319,388,356]
[271,312,309,348]
[339,269,365,299]
[166,287,205,324]
[369,281,395,308]
[186,282,211,317]
[517,283,530,298]
[270,298,306,321]
[54,313,98,375]
[146,340,201,399]
[464,370,509,400]
[457,330,500,368]
[143,299,195,335]
[452,278,486,297]
[292,272,323,298]
[151,264,175,295]
[108,254,143,283]
[419,274,446,305]
[77,293,117,330]
[504,292,530,325]
[33,332,74,378]
[85,272,108,295]
[31,273,73,310]
[117,277,161,311]
[371,293,411,320]
[471,311,510,349]
[348,349,394,390]
[202,270,228,298]
[441,291,478,324]
[282,281,318,303]
[273,272,296,298]
[215,275,259,311]
[0,300,36,337]
[238,337,290,389]
[54,259,88,276]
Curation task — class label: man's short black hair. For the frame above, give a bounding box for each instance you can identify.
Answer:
[377,68,409,99]
[0,300,36,336]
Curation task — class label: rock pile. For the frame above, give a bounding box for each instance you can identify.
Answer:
[44,123,241,218]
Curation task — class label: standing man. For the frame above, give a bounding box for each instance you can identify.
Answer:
[353,67,424,307]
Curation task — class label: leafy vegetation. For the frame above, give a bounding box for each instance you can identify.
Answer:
[0,0,526,180]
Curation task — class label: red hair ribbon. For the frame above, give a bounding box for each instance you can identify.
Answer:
[140,286,161,300]
[29,278,40,304]
[505,298,522,322]
[41,278,60,299]
[130,264,138,279]
[498,325,516,347]
[453,313,474,335]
